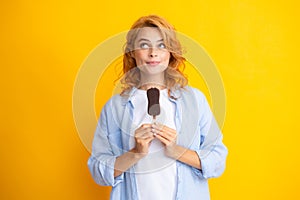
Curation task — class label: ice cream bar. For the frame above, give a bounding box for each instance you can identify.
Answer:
[146,88,160,119]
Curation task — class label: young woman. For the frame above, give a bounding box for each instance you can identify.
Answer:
[88,15,228,200]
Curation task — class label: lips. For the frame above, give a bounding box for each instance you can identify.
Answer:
[146,61,160,66]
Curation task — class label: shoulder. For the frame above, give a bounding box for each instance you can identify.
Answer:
[99,94,127,125]
[102,94,126,111]
[180,86,207,103]
[102,87,138,111]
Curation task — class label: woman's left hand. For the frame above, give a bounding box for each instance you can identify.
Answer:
[151,123,178,158]
[152,123,202,169]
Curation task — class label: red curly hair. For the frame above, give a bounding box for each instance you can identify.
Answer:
[121,15,187,95]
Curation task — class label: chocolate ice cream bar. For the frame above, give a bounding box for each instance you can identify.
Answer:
[146,88,160,119]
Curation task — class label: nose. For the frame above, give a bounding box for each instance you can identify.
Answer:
[149,47,158,57]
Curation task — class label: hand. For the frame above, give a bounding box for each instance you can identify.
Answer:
[152,123,178,158]
[133,124,155,157]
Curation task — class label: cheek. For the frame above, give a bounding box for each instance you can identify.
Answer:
[133,50,146,61]
[162,52,171,62]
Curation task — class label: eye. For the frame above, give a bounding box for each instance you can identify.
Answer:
[140,43,150,49]
[158,43,166,49]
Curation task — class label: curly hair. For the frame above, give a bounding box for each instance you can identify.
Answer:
[120,15,188,95]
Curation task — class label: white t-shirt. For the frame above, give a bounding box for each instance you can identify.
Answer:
[130,88,177,200]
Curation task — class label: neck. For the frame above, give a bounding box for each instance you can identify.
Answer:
[138,73,166,90]
[138,82,166,90]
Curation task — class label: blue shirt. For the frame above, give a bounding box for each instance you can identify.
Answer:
[88,86,228,200]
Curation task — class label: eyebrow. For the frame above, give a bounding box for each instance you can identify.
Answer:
[137,38,164,43]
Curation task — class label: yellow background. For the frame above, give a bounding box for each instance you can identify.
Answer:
[1,0,299,199]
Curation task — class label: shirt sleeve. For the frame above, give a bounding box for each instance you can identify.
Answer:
[87,99,124,186]
[192,88,228,179]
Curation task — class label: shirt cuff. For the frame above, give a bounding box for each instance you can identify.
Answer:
[102,156,125,187]
[195,149,210,179]
[113,173,124,187]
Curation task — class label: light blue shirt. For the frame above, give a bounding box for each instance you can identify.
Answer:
[88,86,228,200]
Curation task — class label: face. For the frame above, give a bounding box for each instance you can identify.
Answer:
[133,27,170,79]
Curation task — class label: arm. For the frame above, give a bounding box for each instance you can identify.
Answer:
[154,88,228,178]
[114,124,154,177]
[113,149,143,177]
[192,88,228,178]
[154,116,227,179]
[88,110,155,184]
[87,102,121,186]
[167,145,201,170]
[88,95,156,185]
[153,124,201,169]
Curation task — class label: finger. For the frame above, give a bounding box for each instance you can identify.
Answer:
[144,135,155,143]
[135,127,153,137]
[156,132,175,143]
[152,124,176,134]
[139,132,155,139]
[135,124,152,132]
[136,124,153,135]
[154,128,176,139]
[155,133,170,145]
[161,125,176,132]
[136,131,154,139]
[141,124,152,128]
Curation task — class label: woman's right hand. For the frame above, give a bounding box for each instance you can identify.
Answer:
[114,124,154,177]
[133,124,155,156]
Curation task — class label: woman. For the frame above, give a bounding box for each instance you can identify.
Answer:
[88,15,228,200]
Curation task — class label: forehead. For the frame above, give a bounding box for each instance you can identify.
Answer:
[135,27,163,41]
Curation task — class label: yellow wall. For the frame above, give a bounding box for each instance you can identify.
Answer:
[1,0,299,199]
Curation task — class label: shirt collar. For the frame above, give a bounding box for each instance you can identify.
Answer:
[120,87,135,106]
[121,87,182,106]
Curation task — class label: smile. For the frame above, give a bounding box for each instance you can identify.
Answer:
[146,61,160,66]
